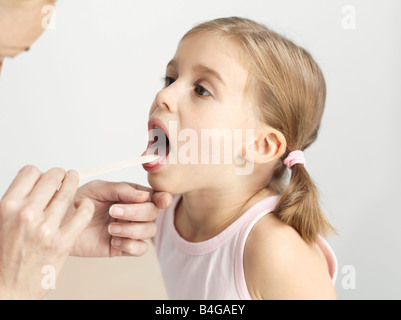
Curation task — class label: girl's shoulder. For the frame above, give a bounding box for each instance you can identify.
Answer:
[243,213,337,300]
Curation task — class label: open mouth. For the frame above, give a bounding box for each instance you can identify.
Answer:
[142,118,172,171]
[146,125,171,158]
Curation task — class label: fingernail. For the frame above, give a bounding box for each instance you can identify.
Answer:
[137,190,150,201]
[163,195,172,208]
[112,239,122,247]
[110,206,124,218]
[109,224,122,234]
[68,169,79,177]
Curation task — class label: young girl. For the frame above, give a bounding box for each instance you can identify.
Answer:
[142,17,337,300]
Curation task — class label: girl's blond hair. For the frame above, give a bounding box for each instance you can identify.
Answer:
[183,17,335,243]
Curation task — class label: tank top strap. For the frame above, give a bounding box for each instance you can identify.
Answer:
[234,195,281,300]
[233,195,338,299]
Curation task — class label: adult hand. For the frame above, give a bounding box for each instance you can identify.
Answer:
[70,180,172,258]
[0,166,94,300]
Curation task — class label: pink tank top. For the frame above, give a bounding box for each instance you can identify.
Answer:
[154,194,337,300]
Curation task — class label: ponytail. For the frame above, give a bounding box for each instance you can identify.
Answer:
[273,162,335,244]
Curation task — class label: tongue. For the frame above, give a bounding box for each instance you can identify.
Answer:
[146,128,169,157]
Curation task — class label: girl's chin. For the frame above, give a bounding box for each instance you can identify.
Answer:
[147,173,180,195]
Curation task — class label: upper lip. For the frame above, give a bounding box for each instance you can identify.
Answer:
[148,117,170,142]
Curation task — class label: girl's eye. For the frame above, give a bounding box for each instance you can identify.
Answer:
[164,76,175,87]
[195,85,211,97]
[163,77,211,97]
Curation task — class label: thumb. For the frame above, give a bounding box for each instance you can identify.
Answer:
[151,191,173,209]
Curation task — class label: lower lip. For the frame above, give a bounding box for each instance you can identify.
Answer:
[141,151,168,172]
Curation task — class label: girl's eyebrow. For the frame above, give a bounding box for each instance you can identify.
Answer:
[166,59,226,87]
[193,64,226,87]
[166,59,178,70]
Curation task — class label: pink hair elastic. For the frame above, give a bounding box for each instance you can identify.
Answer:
[283,150,306,169]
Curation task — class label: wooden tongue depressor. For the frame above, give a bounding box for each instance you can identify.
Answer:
[78,154,160,180]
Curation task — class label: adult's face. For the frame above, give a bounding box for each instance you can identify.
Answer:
[0,0,55,74]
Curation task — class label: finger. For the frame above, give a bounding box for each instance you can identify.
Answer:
[45,170,80,228]
[84,181,151,204]
[27,168,66,210]
[60,198,94,241]
[126,183,153,193]
[109,202,158,222]
[111,237,149,257]
[151,191,173,209]
[108,221,157,241]
[126,184,172,209]
[2,165,41,201]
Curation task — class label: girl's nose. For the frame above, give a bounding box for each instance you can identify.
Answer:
[155,84,178,113]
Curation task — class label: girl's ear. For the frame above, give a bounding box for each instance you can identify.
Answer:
[246,128,287,164]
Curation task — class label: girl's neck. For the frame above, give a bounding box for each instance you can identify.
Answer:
[175,186,274,242]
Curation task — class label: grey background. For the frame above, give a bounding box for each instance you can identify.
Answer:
[0,0,400,299]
